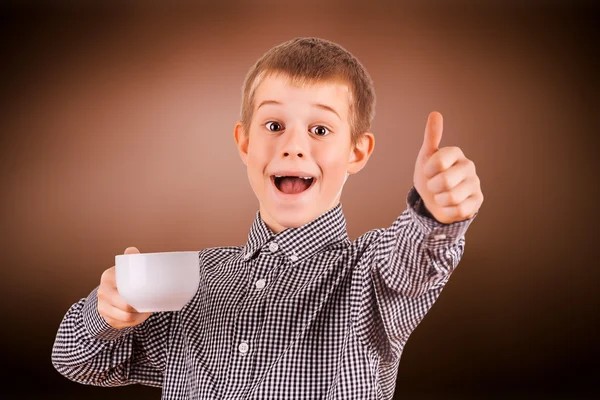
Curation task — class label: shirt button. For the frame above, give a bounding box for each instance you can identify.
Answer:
[268,242,279,252]
[433,234,446,240]
[255,279,266,290]
[290,254,299,262]
[243,252,252,260]
[238,342,249,355]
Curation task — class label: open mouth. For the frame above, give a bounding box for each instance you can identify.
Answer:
[271,175,315,195]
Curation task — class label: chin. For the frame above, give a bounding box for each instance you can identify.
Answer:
[271,210,313,230]
[259,189,341,232]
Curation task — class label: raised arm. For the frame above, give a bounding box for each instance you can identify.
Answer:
[354,112,484,362]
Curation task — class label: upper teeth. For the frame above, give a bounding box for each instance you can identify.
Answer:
[275,175,312,179]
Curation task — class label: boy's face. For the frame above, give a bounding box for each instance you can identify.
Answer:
[234,73,374,234]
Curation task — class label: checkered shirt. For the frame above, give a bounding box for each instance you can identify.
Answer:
[52,187,474,399]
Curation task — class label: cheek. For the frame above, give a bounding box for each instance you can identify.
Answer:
[316,154,350,197]
[247,136,268,167]
[322,160,347,177]
[317,145,351,174]
[246,135,276,185]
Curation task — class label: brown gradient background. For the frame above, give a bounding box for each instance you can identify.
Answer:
[0,1,597,399]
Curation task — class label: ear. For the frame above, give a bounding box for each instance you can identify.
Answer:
[234,121,249,166]
[347,132,375,175]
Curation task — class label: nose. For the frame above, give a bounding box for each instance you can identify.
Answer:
[283,150,303,158]
[281,125,307,159]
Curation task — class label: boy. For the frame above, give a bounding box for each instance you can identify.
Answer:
[52,37,483,399]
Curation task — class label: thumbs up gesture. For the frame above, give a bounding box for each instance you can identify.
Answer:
[413,112,483,224]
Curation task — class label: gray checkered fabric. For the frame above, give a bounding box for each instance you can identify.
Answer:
[52,187,474,399]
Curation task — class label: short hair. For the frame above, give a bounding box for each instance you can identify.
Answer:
[240,37,376,145]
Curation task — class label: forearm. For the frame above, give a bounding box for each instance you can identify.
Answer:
[354,187,474,360]
[51,287,164,387]
[374,187,473,295]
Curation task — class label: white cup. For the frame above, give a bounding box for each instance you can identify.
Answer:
[115,251,200,312]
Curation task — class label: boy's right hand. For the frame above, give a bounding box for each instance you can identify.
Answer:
[97,246,152,329]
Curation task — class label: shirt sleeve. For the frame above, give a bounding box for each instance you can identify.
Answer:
[352,186,476,362]
[51,286,172,387]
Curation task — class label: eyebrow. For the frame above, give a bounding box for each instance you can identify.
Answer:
[257,100,341,120]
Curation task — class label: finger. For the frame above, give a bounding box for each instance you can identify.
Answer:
[422,146,464,179]
[418,111,444,160]
[110,288,140,313]
[97,285,131,312]
[98,294,149,322]
[124,247,140,255]
[100,267,116,286]
[436,194,482,222]
[98,302,148,328]
[98,272,138,313]
[101,314,126,330]
[427,157,474,193]
[424,151,471,191]
[433,176,479,206]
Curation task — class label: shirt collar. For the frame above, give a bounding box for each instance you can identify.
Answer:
[242,203,349,264]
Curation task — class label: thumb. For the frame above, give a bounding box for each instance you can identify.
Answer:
[124,247,140,255]
[419,111,443,159]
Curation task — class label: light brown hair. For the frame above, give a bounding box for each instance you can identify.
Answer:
[240,37,376,146]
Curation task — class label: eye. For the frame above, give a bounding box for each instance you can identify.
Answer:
[310,125,330,136]
[265,121,283,132]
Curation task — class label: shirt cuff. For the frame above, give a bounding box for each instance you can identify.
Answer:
[82,286,136,341]
[406,186,476,249]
